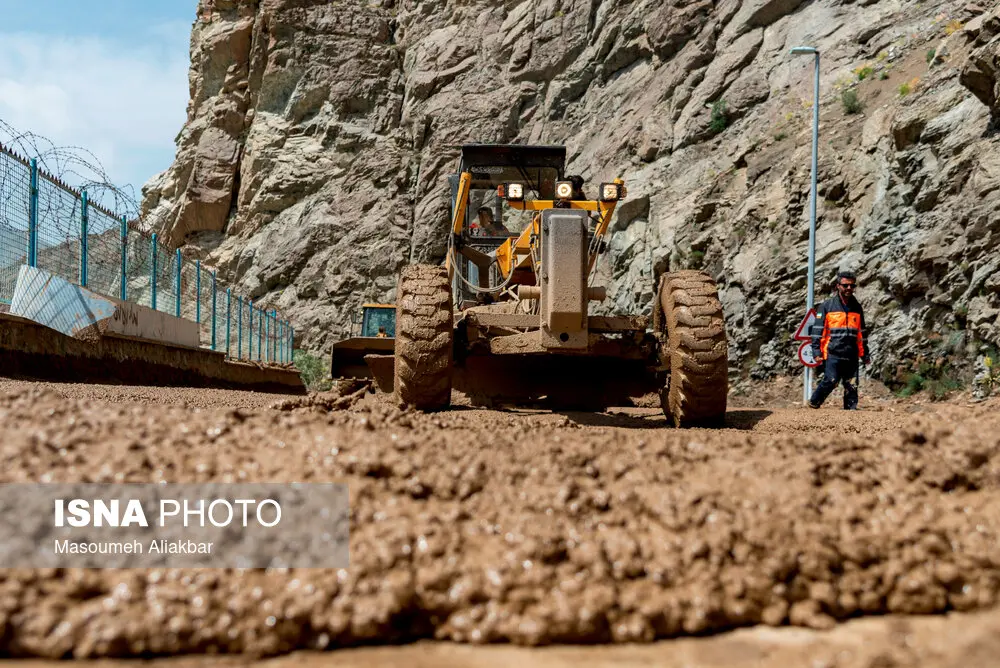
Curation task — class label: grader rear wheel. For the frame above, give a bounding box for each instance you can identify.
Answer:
[658,270,728,427]
[394,264,454,410]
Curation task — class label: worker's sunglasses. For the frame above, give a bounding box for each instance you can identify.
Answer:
[838,282,856,290]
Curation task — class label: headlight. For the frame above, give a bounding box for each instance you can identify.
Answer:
[600,183,626,202]
[507,183,524,200]
[555,181,573,199]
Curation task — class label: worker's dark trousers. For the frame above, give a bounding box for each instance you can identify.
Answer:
[810,356,859,409]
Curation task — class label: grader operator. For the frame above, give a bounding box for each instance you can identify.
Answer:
[333,144,729,427]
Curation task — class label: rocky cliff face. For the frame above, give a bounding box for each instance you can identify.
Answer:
[143,0,1000,389]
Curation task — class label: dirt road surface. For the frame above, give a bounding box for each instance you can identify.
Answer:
[0,376,998,666]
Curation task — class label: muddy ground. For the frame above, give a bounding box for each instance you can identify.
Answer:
[0,376,998,666]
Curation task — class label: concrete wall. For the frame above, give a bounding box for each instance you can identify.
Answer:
[10,265,200,349]
[0,313,303,393]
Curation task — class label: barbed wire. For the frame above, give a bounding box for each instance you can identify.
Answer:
[0,118,140,221]
[0,117,294,358]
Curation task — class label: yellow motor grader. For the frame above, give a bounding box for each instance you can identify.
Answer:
[332,144,728,426]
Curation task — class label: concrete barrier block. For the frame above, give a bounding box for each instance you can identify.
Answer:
[0,313,303,392]
[10,265,200,349]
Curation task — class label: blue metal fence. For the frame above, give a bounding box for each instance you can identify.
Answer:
[0,142,294,364]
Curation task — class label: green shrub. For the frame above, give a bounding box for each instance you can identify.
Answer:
[689,249,706,269]
[897,372,926,397]
[294,350,333,391]
[927,376,962,400]
[894,359,963,400]
[774,131,788,141]
[856,65,874,81]
[879,71,889,80]
[841,89,863,114]
[710,99,729,134]
[926,48,937,65]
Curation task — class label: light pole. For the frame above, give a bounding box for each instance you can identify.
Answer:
[791,45,820,404]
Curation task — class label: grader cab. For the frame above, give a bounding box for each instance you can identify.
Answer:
[333,144,729,426]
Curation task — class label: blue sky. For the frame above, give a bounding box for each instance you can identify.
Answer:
[0,1,195,203]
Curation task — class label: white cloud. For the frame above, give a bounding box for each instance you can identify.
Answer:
[0,28,189,202]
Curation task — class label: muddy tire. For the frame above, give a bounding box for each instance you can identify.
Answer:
[658,270,728,427]
[394,264,454,410]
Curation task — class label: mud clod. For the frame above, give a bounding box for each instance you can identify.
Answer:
[0,379,999,661]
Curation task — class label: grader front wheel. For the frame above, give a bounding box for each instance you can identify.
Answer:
[658,270,729,427]
[394,264,454,410]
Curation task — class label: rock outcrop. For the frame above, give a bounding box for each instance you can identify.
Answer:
[960,8,1000,118]
[143,0,1000,389]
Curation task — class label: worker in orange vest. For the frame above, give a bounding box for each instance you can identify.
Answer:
[809,271,869,410]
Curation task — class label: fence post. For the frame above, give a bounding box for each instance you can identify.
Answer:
[237,296,243,359]
[257,308,263,361]
[80,189,89,287]
[272,311,277,362]
[175,249,182,317]
[120,217,127,300]
[195,260,201,326]
[226,288,231,358]
[248,301,254,360]
[290,327,295,364]
[211,271,217,351]
[27,159,38,267]
[150,233,158,311]
[278,319,283,363]
[264,310,270,362]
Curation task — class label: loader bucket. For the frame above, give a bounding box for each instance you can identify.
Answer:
[330,336,394,381]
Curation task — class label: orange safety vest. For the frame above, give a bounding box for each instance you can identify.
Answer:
[812,296,867,361]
